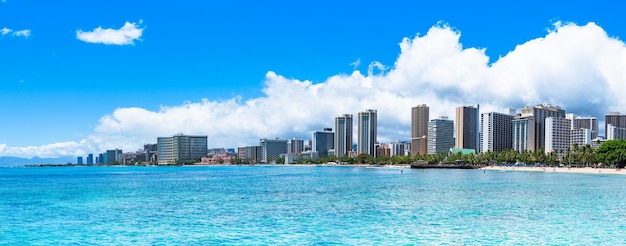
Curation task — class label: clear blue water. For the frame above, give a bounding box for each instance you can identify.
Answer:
[1,166,626,245]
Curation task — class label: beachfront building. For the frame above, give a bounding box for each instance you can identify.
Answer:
[427,117,454,154]
[606,124,626,140]
[545,117,571,158]
[357,109,378,157]
[520,104,566,152]
[411,104,429,156]
[390,140,410,156]
[312,128,334,157]
[157,134,208,164]
[566,114,598,139]
[106,149,123,164]
[513,116,536,152]
[287,138,304,154]
[334,114,353,157]
[237,146,262,163]
[260,138,288,163]
[480,111,514,153]
[456,105,480,151]
[605,112,626,138]
[571,128,593,147]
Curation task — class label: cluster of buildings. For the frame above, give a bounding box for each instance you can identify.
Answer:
[75,103,626,165]
[411,103,605,159]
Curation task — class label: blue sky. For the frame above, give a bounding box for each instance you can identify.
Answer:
[1,0,625,158]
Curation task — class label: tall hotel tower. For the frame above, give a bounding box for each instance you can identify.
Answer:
[334,114,353,157]
[357,109,378,157]
[519,104,565,151]
[480,111,514,153]
[427,117,454,154]
[605,112,626,138]
[411,104,429,156]
[545,117,572,158]
[456,105,480,151]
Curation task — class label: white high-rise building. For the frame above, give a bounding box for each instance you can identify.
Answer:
[287,138,304,154]
[480,112,514,153]
[357,109,378,157]
[390,140,410,156]
[566,113,598,139]
[334,114,353,157]
[607,124,626,140]
[427,117,454,154]
[520,104,566,151]
[260,138,288,163]
[571,128,592,147]
[545,117,571,157]
[513,116,536,152]
[157,134,208,164]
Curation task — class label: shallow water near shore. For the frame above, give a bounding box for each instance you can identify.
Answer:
[1,165,626,244]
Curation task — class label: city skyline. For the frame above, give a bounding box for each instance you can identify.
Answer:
[2,1,626,158]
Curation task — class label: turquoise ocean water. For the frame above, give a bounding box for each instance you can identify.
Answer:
[1,165,626,245]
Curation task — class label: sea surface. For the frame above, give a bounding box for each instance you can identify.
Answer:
[1,165,626,245]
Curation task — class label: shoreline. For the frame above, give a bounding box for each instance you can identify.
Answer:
[19,163,412,168]
[480,165,626,175]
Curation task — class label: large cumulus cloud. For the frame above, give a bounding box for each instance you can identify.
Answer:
[3,22,626,158]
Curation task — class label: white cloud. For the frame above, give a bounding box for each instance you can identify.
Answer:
[1,27,11,35]
[76,21,144,45]
[350,58,361,70]
[3,22,626,158]
[12,29,30,38]
[1,27,31,38]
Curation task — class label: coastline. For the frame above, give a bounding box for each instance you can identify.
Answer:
[21,163,412,168]
[480,165,626,175]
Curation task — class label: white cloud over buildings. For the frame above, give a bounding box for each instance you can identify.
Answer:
[76,21,144,45]
[2,22,626,158]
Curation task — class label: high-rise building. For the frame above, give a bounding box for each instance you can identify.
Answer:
[566,114,598,139]
[157,134,208,164]
[334,114,353,157]
[77,157,83,165]
[480,112,514,153]
[571,128,592,147]
[287,139,304,154]
[106,149,122,164]
[427,117,454,154]
[456,105,480,151]
[607,124,626,140]
[411,104,429,156]
[260,138,288,163]
[357,109,378,157]
[312,128,334,157]
[513,116,536,152]
[86,154,94,165]
[545,117,571,158]
[237,146,262,163]
[390,140,410,156]
[605,112,626,138]
[520,104,565,151]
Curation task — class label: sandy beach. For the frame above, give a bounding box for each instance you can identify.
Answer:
[481,165,626,175]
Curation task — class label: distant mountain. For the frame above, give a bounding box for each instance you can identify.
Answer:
[0,156,76,167]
